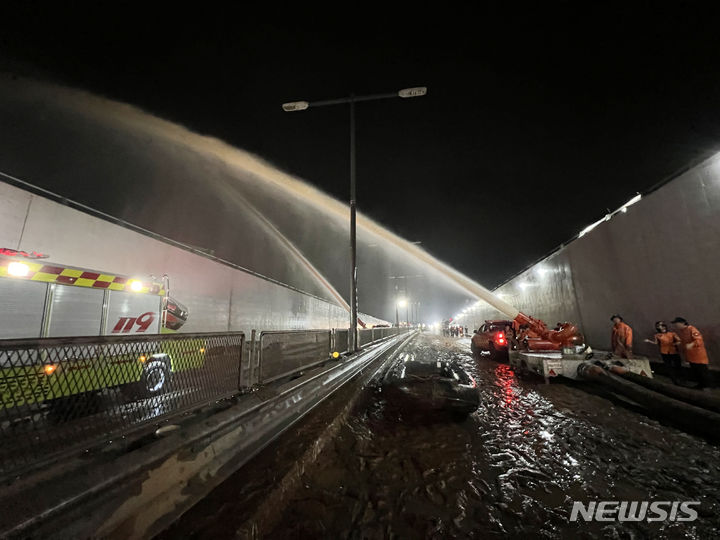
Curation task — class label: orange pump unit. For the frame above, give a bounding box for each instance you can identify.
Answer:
[513,312,585,352]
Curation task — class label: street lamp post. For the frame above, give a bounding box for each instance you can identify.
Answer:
[283,87,426,351]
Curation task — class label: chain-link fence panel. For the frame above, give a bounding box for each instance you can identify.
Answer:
[0,331,244,480]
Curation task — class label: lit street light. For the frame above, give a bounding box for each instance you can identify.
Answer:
[396,297,407,327]
[283,87,427,351]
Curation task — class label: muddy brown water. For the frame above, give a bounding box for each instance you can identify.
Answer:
[160,333,720,539]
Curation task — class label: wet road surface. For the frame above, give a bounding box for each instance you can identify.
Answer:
[162,333,720,539]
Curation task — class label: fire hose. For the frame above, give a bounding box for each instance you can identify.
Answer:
[577,363,720,440]
[607,365,720,414]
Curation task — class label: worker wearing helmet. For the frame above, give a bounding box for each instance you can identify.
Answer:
[610,315,633,358]
[671,317,710,390]
[644,321,682,384]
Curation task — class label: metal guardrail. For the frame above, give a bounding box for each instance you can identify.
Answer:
[333,329,349,354]
[0,326,410,480]
[0,331,244,479]
[358,328,374,347]
[0,330,414,540]
[258,330,332,384]
[334,327,404,354]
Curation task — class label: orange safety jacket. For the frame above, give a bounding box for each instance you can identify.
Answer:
[655,331,680,355]
[611,321,633,355]
[677,325,709,365]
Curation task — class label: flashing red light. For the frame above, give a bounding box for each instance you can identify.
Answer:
[496,332,506,346]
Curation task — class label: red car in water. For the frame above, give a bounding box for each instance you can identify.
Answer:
[471,320,515,361]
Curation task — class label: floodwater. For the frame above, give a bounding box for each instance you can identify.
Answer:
[162,333,720,539]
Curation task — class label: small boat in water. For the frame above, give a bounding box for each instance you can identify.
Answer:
[382,360,480,417]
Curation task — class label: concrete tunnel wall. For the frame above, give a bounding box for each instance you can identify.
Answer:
[0,180,389,336]
[466,153,720,369]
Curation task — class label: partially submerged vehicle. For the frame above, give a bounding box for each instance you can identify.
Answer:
[382,360,479,417]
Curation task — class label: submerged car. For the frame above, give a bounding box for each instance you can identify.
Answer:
[382,360,479,417]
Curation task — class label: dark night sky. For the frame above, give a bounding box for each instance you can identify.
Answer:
[3,3,720,289]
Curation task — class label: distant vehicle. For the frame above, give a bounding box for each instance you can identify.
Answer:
[382,360,479,418]
[471,320,514,361]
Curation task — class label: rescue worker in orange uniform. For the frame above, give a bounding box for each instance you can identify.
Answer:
[644,321,682,384]
[610,315,633,359]
[672,317,711,390]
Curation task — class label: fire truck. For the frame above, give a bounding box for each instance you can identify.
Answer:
[0,249,191,410]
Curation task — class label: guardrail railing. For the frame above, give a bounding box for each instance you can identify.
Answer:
[258,330,331,385]
[0,326,410,480]
[0,331,244,479]
[333,328,349,354]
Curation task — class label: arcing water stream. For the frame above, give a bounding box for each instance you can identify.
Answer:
[0,75,512,321]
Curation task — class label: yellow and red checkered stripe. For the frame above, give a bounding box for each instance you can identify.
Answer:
[0,257,165,295]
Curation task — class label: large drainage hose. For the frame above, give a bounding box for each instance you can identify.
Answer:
[608,365,720,414]
[577,363,720,440]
